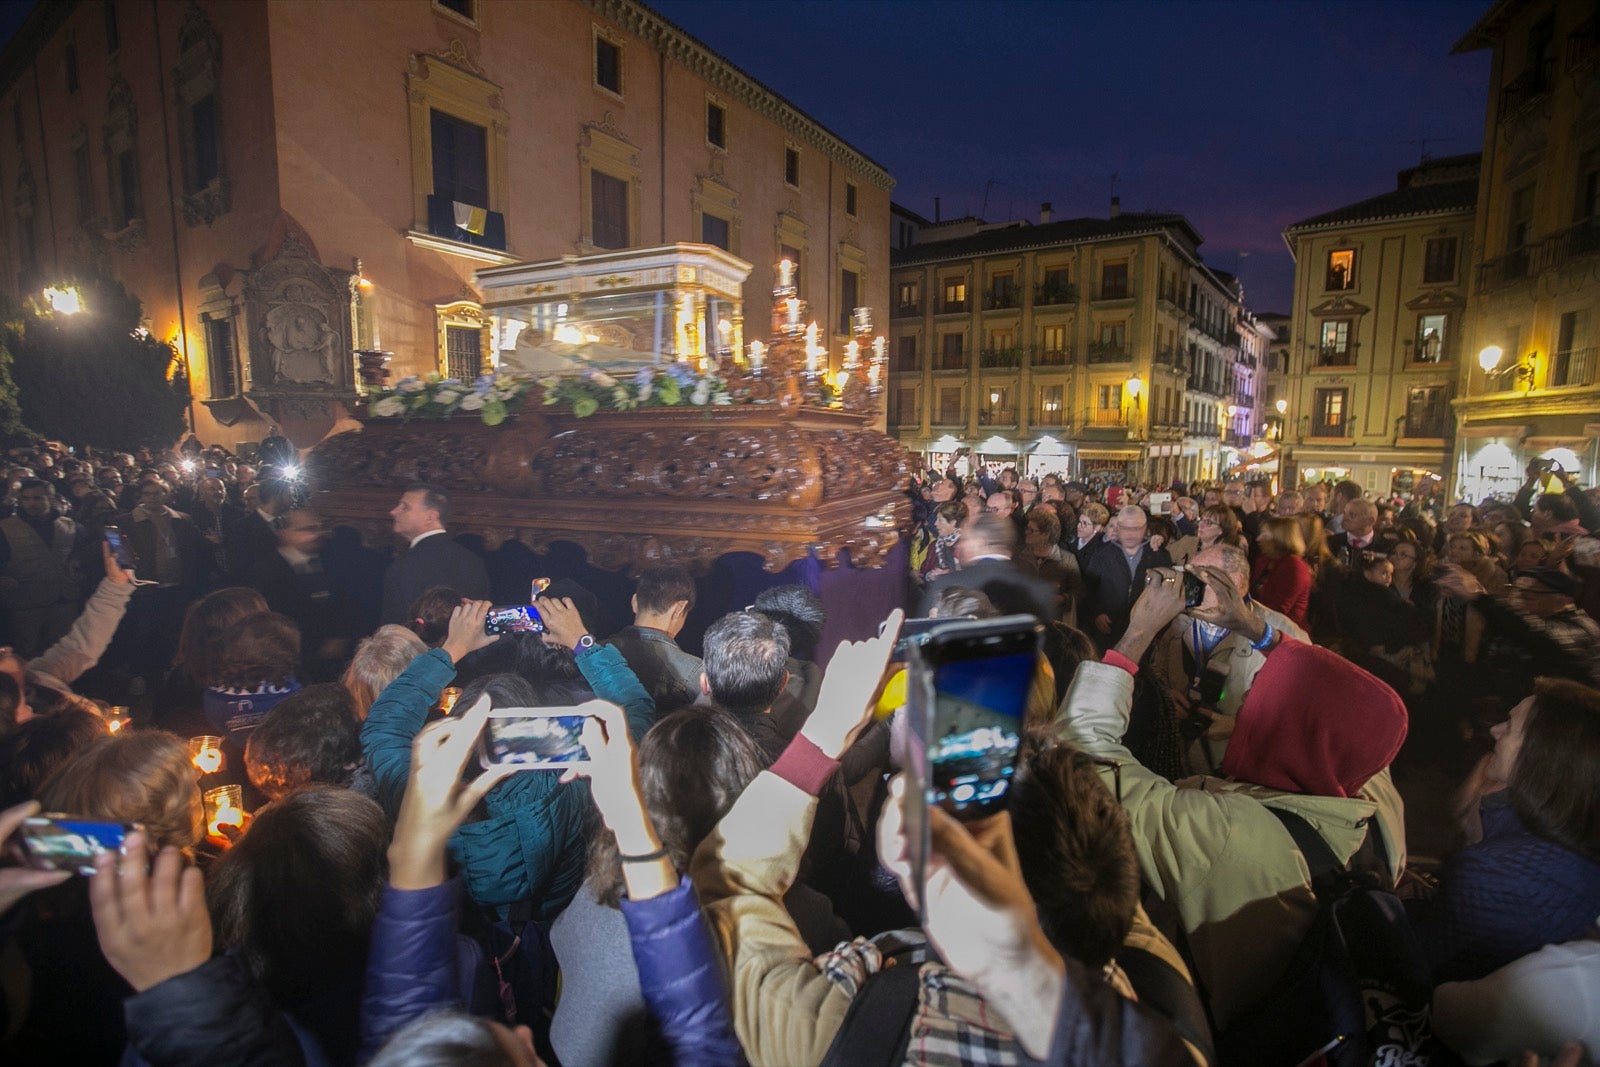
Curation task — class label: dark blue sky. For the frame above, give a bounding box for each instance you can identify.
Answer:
[0,1,1491,313]
[651,0,1492,314]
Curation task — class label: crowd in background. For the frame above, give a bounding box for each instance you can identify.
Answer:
[0,428,1594,1067]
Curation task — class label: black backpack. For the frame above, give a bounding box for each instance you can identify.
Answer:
[1214,809,1457,1067]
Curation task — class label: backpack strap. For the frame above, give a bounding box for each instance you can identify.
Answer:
[818,962,921,1067]
[1267,807,1346,883]
[1114,946,1217,1067]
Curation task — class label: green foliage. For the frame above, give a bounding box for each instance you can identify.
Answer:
[4,273,188,451]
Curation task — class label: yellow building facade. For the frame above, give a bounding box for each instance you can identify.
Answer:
[1280,155,1478,497]
[1451,0,1600,500]
[0,0,890,447]
[887,204,1260,486]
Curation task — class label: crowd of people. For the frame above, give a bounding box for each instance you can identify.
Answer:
[0,431,1595,1067]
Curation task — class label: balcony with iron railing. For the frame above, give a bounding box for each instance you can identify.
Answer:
[1087,341,1131,364]
[1314,344,1359,368]
[933,409,966,427]
[1499,59,1554,118]
[1032,347,1071,367]
[936,298,969,315]
[1550,346,1598,388]
[1033,282,1078,307]
[935,348,968,371]
[1186,421,1220,439]
[1224,431,1253,450]
[1035,404,1066,427]
[891,302,922,318]
[1478,218,1600,292]
[1094,284,1132,303]
[1309,420,1352,439]
[982,288,1020,311]
[1088,409,1129,428]
[1153,346,1185,370]
[1549,217,1600,268]
[1186,373,1229,395]
[892,355,921,374]
[978,347,1024,369]
[1401,413,1450,439]
[978,407,1017,427]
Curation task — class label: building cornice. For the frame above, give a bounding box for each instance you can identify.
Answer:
[890,223,1189,270]
[582,0,894,191]
[1284,204,1475,238]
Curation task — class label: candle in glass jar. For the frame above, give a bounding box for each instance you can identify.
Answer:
[189,735,224,776]
[105,706,130,734]
[438,687,462,715]
[204,784,246,837]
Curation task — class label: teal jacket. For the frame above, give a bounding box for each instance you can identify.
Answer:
[361,646,655,920]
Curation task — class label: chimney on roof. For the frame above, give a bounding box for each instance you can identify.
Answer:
[1040,202,1052,224]
[1110,196,1121,219]
[934,196,942,223]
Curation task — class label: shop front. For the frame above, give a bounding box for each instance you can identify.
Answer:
[1024,435,1076,480]
[1455,422,1600,503]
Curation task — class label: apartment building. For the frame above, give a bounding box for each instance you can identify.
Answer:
[887,200,1260,485]
[1451,0,1600,500]
[1280,154,1479,496]
[0,0,891,445]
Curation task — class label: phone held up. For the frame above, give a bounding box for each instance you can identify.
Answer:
[18,815,138,876]
[102,526,137,572]
[483,604,545,636]
[478,707,593,770]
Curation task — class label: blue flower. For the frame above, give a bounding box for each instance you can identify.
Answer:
[633,366,655,388]
[666,362,696,386]
[474,375,494,394]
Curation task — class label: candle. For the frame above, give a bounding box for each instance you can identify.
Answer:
[872,336,887,363]
[204,784,246,839]
[804,323,819,374]
[853,306,871,333]
[749,340,765,372]
[786,298,801,329]
[189,735,224,776]
[868,361,880,388]
[438,687,462,715]
[845,340,859,369]
[778,259,793,289]
[104,705,130,734]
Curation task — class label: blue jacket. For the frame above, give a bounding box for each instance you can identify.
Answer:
[1412,795,1600,982]
[361,646,655,919]
[121,954,327,1067]
[623,877,744,1067]
[360,876,741,1067]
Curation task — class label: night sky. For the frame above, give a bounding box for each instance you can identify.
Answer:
[0,0,1492,313]
[649,0,1492,314]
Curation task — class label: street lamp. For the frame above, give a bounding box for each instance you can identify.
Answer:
[1477,345,1503,374]
[1275,398,1288,415]
[1125,376,1143,408]
[43,286,82,314]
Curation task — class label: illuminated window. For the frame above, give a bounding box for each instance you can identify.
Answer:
[1037,385,1064,425]
[1325,249,1356,291]
[1098,384,1122,409]
[942,278,967,311]
[1319,319,1353,365]
[895,281,919,314]
[1312,388,1347,435]
[1415,314,1447,363]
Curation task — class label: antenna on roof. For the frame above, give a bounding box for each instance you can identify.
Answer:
[980,178,996,219]
[1400,137,1450,165]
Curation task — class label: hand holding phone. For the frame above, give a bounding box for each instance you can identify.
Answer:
[18,813,136,876]
[88,830,212,992]
[0,801,72,916]
[479,707,595,769]
[439,600,497,665]
[103,526,136,571]
[804,609,904,759]
[483,604,545,636]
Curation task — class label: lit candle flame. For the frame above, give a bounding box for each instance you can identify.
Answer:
[209,803,245,836]
[439,687,462,715]
[192,748,222,775]
[778,259,794,288]
[845,340,859,369]
[748,340,765,372]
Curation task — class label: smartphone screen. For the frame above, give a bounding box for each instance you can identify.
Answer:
[479,709,591,769]
[20,816,133,876]
[103,527,136,571]
[484,604,545,636]
[928,644,1034,818]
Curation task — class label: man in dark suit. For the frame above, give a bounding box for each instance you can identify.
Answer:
[380,484,490,624]
[1083,504,1172,647]
[1325,497,1397,569]
[227,477,293,589]
[919,511,1058,622]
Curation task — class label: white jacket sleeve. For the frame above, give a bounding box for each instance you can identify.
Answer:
[28,577,135,687]
[1432,940,1600,1066]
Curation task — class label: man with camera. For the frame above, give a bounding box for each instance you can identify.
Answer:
[1512,458,1600,537]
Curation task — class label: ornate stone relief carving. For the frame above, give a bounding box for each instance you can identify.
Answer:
[241,231,354,396]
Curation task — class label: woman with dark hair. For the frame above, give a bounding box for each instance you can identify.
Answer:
[922,500,967,581]
[406,585,465,647]
[361,598,654,920]
[201,612,302,750]
[152,586,270,737]
[208,787,391,1064]
[1412,677,1600,983]
[0,705,108,807]
[551,706,838,1066]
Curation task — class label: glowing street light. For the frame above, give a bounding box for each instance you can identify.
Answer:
[1477,345,1503,373]
[1275,398,1288,414]
[1125,376,1143,408]
[43,286,82,314]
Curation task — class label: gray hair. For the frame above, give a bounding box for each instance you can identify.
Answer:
[1192,543,1251,591]
[343,625,428,720]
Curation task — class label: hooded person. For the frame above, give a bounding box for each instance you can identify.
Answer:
[1047,563,1408,1031]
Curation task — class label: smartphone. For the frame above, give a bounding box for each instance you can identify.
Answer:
[102,527,136,571]
[19,815,137,876]
[911,616,1041,822]
[484,604,545,636]
[1155,567,1207,609]
[478,708,592,769]
[892,615,972,660]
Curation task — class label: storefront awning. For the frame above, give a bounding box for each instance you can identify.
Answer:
[1077,448,1141,460]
